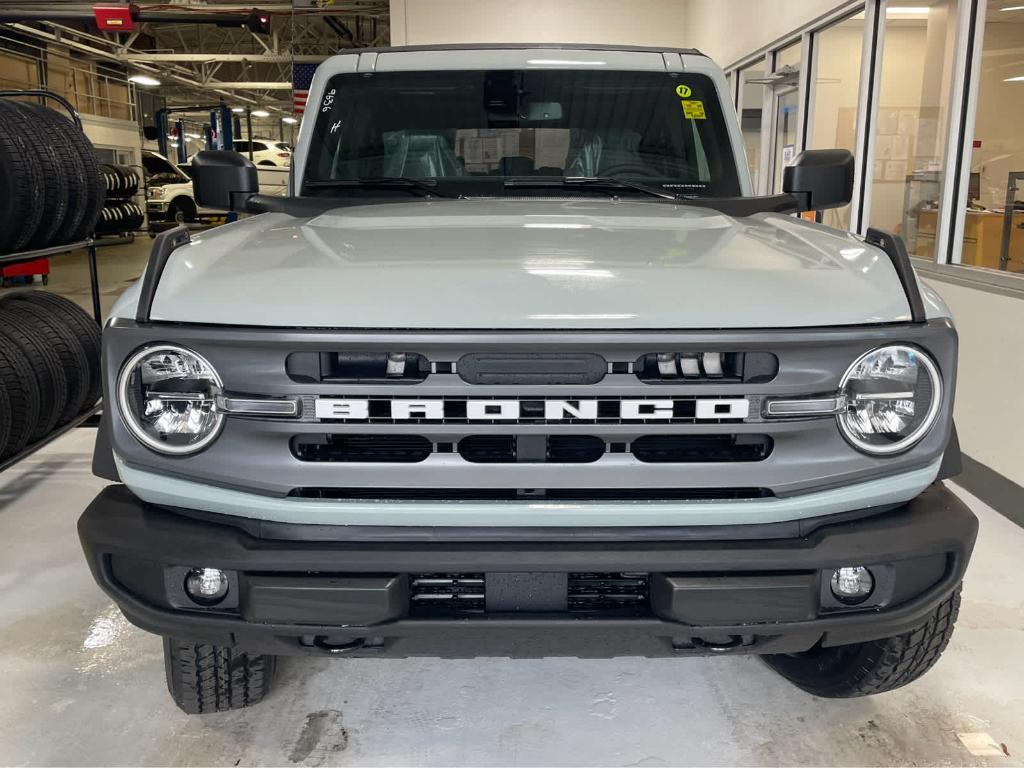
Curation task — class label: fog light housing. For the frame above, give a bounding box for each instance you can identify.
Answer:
[184,567,230,605]
[830,566,874,605]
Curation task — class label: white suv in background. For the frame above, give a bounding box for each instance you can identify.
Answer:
[231,139,292,167]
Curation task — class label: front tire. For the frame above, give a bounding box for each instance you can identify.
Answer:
[167,198,197,226]
[762,585,961,697]
[163,637,276,714]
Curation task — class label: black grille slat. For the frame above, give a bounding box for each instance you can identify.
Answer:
[291,434,432,463]
[632,435,773,463]
[458,435,605,464]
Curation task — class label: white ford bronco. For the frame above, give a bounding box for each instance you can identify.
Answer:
[80,44,976,714]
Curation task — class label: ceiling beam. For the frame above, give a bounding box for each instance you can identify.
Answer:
[200,81,292,89]
[120,53,325,62]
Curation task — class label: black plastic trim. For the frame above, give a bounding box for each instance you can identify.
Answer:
[937,422,962,481]
[78,483,977,657]
[91,413,119,482]
[865,228,928,323]
[135,225,190,323]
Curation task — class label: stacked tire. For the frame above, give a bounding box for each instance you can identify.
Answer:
[96,164,145,236]
[0,292,102,459]
[0,101,105,255]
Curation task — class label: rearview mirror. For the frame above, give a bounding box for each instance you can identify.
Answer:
[192,150,259,210]
[783,149,854,212]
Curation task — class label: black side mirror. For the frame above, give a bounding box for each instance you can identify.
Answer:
[783,149,854,212]
[192,150,259,210]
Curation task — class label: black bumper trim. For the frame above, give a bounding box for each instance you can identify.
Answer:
[78,483,978,658]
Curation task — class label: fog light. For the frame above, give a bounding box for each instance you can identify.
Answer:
[184,567,229,605]
[830,566,874,604]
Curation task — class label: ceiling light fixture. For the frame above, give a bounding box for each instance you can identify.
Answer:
[129,74,161,86]
[1005,75,1024,81]
[886,6,930,14]
[251,109,270,117]
[231,107,245,113]
[999,5,1024,10]
[281,116,298,124]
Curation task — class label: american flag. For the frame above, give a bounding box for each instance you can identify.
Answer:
[293,63,318,115]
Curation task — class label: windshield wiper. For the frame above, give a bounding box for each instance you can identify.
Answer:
[304,177,456,198]
[504,176,678,200]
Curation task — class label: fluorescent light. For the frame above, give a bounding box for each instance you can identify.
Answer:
[129,74,161,86]
[281,116,298,124]
[231,107,245,113]
[1000,5,1024,10]
[251,109,270,117]
[1005,75,1024,82]
[887,6,930,13]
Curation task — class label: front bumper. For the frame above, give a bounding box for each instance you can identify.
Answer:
[79,483,977,658]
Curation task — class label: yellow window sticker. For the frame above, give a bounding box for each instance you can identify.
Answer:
[675,84,692,98]
[681,100,706,119]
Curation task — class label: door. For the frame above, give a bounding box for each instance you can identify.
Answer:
[770,85,800,194]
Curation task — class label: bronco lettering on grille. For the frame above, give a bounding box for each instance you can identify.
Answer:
[313,397,751,421]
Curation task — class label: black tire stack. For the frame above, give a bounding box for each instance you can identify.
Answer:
[0,291,102,459]
[96,164,145,236]
[0,101,104,254]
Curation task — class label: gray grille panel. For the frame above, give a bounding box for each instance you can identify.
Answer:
[104,318,957,501]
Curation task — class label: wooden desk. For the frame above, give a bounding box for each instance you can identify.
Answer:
[916,209,1024,272]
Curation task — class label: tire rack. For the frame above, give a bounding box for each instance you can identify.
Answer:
[0,90,130,471]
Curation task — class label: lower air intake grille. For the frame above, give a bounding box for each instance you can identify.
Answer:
[568,572,650,613]
[410,574,485,613]
[408,573,650,615]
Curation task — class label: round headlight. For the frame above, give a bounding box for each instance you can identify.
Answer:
[838,345,941,455]
[117,345,224,455]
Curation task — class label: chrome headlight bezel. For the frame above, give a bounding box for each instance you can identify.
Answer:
[837,344,943,456]
[116,344,225,456]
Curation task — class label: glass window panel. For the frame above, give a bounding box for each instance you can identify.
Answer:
[808,15,865,230]
[768,43,802,193]
[958,0,1024,272]
[738,63,765,192]
[869,0,958,259]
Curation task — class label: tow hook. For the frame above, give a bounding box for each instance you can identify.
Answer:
[302,636,382,654]
[673,635,747,653]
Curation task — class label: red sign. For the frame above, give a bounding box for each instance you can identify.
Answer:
[93,6,135,31]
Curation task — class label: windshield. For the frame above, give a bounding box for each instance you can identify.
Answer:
[303,69,740,198]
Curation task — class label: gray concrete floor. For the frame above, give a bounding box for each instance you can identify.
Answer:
[0,429,1022,766]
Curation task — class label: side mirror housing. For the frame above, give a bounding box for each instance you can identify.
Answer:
[192,150,258,210]
[783,149,854,212]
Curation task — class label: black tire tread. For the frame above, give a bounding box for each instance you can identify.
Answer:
[4,291,102,411]
[0,301,89,424]
[164,638,275,714]
[0,334,42,457]
[18,104,90,245]
[0,101,46,252]
[0,312,69,439]
[763,586,961,698]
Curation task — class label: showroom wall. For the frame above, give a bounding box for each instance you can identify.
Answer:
[389,0,688,47]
